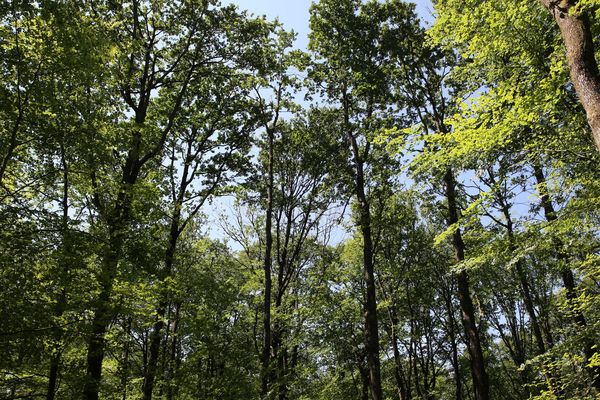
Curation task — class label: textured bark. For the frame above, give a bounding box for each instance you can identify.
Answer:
[541,0,600,152]
[443,169,490,400]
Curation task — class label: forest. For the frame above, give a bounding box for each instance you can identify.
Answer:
[1,0,600,399]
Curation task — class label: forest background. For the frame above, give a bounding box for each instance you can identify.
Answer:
[1,1,600,400]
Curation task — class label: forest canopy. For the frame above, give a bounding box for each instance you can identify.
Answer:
[1,1,600,400]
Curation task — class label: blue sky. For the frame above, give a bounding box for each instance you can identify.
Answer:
[223,0,435,49]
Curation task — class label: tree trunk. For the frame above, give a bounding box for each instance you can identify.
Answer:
[443,168,490,400]
[341,87,382,400]
[82,130,142,400]
[82,227,123,400]
[541,0,600,152]
[166,302,181,400]
[142,225,179,400]
[47,144,70,400]
[119,317,132,400]
[261,127,275,398]
[358,195,382,400]
[532,163,600,389]
[359,362,371,400]
[389,309,409,400]
[442,282,463,400]
[498,199,546,355]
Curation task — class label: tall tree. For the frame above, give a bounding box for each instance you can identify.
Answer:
[141,65,256,399]
[78,2,272,398]
[309,1,421,397]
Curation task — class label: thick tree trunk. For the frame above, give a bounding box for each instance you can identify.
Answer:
[82,228,123,400]
[47,353,60,400]
[82,131,142,400]
[541,0,600,152]
[443,168,490,400]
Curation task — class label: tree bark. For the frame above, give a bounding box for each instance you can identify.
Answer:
[358,196,383,400]
[142,237,177,400]
[541,0,600,152]
[82,136,140,400]
[342,88,382,400]
[82,229,123,400]
[443,168,490,400]
[350,145,383,400]
[261,127,275,398]
[532,163,600,389]
[47,142,70,400]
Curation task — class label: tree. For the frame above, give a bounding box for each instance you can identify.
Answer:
[141,61,256,400]
[308,1,421,397]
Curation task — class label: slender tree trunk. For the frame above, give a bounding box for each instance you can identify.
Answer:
[443,283,463,400]
[497,198,546,355]
[142,227,179,400]
[443,168,490,400]
[532,163,600,389]
[358,195,382,400]
[166,302,181,400]
[341,88,382,400]
[358,362,371,400]
[541,0,600,153]
[261,127,275,398]
[389,309,409,400]
[119,317,132,400]
[47,144,70,400]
